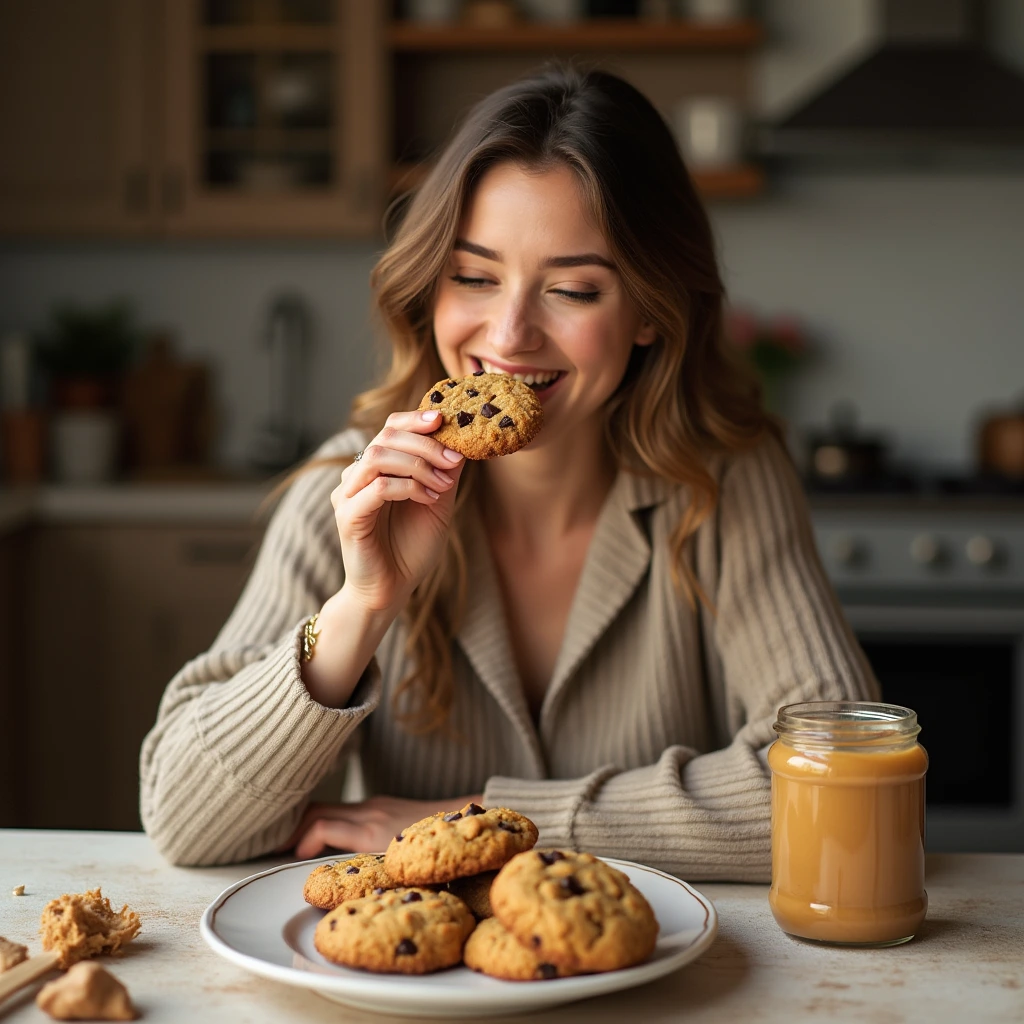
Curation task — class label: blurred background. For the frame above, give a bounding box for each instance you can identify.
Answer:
[1,0,1023,852]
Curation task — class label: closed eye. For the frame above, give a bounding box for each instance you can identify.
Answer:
[449,274,492,288]
[552,288,600,304]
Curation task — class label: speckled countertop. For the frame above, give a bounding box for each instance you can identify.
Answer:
[0,482,275,534]
[0,832,1021,1023]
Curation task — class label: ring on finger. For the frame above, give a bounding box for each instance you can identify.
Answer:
[352,449,365,462]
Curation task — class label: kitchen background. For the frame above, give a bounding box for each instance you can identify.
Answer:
[1,1,1023,850]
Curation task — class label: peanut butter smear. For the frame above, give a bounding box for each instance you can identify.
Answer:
[39,889,141,969]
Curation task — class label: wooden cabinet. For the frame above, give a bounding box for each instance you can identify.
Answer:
[18,523,263,831]
[0,0,160,234]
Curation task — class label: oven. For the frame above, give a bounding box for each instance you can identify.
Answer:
[812,502,1024,853]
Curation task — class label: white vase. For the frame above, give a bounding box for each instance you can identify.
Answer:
[51,411,120,484]
[405,0,461,23]
[520,0,583,21]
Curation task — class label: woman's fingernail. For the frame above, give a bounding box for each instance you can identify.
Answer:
[443,448,463,463]
[433,469,454,487]
[425,487,440,500]
[421,411,440,422]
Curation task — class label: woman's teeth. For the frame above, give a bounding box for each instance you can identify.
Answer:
[477,359,562,389]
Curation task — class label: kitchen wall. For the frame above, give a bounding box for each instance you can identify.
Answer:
[1,0,1022,473]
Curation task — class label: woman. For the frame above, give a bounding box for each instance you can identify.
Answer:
[140,67,877,877]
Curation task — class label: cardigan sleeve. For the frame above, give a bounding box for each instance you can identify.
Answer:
[139,432,381,866]
[484,436,880,882]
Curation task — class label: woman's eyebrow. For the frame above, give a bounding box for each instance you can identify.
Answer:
[453,238,615,271]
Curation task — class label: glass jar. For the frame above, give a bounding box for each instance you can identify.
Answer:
[768,701,928,946]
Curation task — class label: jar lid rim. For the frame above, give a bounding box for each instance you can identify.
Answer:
[775,700,919,737]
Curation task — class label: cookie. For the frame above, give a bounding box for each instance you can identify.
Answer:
[385,803,539,886]
[464,917,574,981]
[490,849,658,973]
[417,372,543,459]
[313,888,475,975]
[303,853,397,910]
[446,870,497,920]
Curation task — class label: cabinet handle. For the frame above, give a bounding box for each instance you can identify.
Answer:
[124,168,150,214]
[162,167,185,214]
[182,540,253,565]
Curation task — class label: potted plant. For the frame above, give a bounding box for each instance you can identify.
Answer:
[725,307,809,417]
[36,301,140,483]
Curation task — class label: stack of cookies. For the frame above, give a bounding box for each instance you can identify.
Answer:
[307,803,659,981]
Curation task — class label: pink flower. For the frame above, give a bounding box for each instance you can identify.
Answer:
[767,315,805,353]
[725,308,759,351]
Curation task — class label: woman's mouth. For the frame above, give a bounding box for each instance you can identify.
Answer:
[470,357,566,393]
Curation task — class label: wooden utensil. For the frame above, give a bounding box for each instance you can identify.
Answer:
[0,949,60,1004]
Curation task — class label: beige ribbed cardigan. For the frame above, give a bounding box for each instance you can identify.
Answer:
[139,429,878,879]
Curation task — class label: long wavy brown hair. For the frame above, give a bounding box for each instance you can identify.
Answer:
[316,65,773,733]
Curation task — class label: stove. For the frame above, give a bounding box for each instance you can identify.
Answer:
[807,481,1024,854]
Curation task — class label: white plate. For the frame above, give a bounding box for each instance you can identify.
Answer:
[201,855,718,1019]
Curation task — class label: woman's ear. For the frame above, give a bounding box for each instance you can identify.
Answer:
[634,321,658,348]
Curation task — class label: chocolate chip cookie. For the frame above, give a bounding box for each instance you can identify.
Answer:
[445,870,497,920]
[384,803,538,885]
[313,888,475,975]
[490,850,659,973]
[303,853,397,910]
[463,917,572,982]
[417,372,543,459]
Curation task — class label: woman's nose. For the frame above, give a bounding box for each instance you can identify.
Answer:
[489,295,542,357]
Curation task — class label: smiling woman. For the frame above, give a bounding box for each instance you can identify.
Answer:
[139,65,877,876]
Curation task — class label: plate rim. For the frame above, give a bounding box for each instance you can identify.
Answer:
[200,853,718,1008]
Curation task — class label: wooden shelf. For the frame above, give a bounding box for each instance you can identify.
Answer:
[206,128,334,151]
[387,18,762,53]
[390,161,764,200]
[199,25,335,52]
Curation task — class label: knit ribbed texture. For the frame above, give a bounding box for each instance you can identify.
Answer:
[140,430,878,878]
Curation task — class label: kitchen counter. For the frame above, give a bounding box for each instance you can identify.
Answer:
[0,832,1021,1023]
[0,481,275,535]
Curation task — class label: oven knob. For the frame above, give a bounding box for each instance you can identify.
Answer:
[909,533,944,566]
[831,534,863,567]
[966,535,997,567]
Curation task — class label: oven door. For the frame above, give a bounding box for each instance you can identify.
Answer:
[843,604,1024,853]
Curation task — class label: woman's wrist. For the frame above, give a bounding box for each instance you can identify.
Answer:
[300,586,403,708]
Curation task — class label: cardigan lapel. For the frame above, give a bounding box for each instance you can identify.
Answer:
[539,470,678,735]
[455,508,546,775]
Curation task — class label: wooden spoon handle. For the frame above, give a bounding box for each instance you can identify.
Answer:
[0,950,60,1003]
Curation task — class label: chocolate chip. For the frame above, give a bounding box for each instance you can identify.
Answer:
[443,812,462,822]
[539,851,565,865]
[531,935,542,948]
[395,939,418,956]
[480,402,500,418]
[346,907,356,915]
[330,919,337,929]
[402,891,423,903]
[560,875,585,896]
[395,834,403,842]
[429,390,443,403]
[498,416,514,428]
[345,866,359,874]
[498,821,519,833]
[538,963,558,979]
[373,887,386,895]
[445,381,457,388]
[466,388,478,397]
[456,411,474,427]
[465,803,486,816]
[473,369,485,376]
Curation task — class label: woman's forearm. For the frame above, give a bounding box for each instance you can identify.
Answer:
[301,586,402,707]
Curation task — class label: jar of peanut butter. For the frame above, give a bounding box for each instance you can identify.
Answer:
[768,701,928,947]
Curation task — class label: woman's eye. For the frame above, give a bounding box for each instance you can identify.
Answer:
[552,288,600,305]
[449,274,491,288]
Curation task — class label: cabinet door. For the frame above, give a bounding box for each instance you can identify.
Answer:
[23,523,262,831]
[0,0,159,235]
[159,0,386,236]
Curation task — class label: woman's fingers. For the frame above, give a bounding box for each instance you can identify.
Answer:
[294,818,376,861]
[341,444,456,500]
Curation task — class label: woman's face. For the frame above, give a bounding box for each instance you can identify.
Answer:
[432,162,655,447]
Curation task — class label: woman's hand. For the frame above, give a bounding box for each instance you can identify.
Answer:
[283,795,483,860]
[332,410,466,614]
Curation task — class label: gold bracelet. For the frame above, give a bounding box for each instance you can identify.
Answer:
[301,613,321,662]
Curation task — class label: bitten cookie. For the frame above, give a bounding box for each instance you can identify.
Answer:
[313,888,474,975]
[446,870,498,920]
[303,853,397,910]
[490,850,658,973]
[385,803,539,886]
[417,372,543,459]
[463,917,572,982]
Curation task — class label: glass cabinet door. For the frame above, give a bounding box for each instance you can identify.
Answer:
[160,0,385,235]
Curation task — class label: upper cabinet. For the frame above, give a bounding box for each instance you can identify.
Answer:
[0,0,160,234]
[160,0,386,236]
